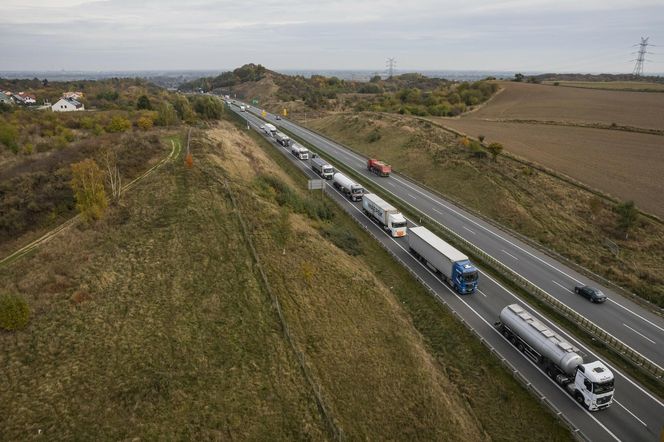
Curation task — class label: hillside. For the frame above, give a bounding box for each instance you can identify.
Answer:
[306,112,664,308]
[439,81,664,218]
[0,116,571,439]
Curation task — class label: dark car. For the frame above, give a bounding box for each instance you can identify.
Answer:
[276,115,282,120]
[574,285,607,303]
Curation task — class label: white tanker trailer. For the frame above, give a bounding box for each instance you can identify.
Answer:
[496,304,614,411]
[332,172,364,201]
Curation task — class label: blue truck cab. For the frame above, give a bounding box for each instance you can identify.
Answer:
[452,260,478,294]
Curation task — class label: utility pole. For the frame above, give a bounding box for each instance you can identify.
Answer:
[386,58,396,79]
[631,37,653,77]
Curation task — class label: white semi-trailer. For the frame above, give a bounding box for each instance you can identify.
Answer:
[311,157,334,179]
[290,143,309,160]
[496,304,614,411]
[362,193,407,237]
[264,123,277,136]
[275,132,291,147]
[332,172,364,201]
[408,226,478,294]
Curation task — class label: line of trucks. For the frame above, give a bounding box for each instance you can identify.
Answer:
[244,107,617,410]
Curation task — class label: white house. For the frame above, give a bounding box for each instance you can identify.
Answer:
[52,97,84,112]
[17,92,37,105]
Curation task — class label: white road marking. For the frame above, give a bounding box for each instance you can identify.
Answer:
[501,249,519,260]
[241,108,655,434]
[477,289,488,298]
[407,193,417,200]
[432,207,443,214]
[614,400,648,427]
[623,324,656,344]
[552,280,574,294]
[462,226,476,235]
[608,299,664,334]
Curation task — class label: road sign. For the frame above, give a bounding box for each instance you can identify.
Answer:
[252,99,259,105]
[307,179,324,190]
[283,108,288,116]
[262,110,267,117]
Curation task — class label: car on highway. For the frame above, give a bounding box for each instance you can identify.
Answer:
[276,115,282,120]
[574,285,607,303]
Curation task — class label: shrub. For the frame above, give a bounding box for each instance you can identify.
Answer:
[155,102,179,126]
[321,224,362,256]
[70,159,108,221]
[136,115,154,131]
[0,293,30,331]
[136,94,152,110]
[0,120,19,153]
[106,116,132,133]
[367,129,381,143]
[487,142,504,161]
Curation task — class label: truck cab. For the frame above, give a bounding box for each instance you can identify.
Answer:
[572,361,614,411]
[320,165,334,179]
[452,260,478,294]
[387,213,407,237]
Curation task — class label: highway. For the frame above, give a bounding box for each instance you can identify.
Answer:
[230,104,663,441]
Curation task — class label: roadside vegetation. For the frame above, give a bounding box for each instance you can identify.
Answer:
[0,115,571,439]
[179,63,498,116]
[0,78,225,254]
[306,112,664,308]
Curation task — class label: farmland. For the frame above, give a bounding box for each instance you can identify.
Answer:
[542,81,664,92]
[0,117,569,440]
[440,81,664,218]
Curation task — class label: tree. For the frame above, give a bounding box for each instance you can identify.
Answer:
[514,73,525,82]
[102,148,122,204]
[487,142,504,161]
[192,96,223,120]
[370,75,382,83]
[173,95,196,123]
[70,159,108,221]
[615,200,638,239]
[0,293,30,331]
[155,102,179,126]
[478,134,485,143]
[136,94,152,110]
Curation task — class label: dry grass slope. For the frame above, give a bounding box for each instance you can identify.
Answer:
[307,112,664,308]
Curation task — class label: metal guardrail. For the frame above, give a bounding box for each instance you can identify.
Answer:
[277,119,664,384]
[324,188,591,442]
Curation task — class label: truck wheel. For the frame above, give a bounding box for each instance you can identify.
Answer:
[502,330,510,339]
[517,342,525,352]
[575,392,586,408]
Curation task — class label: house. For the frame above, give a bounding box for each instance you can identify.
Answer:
[51,97,85,112]
[17,92,37,105]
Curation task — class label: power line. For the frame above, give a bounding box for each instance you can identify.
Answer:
[386,57,396,79]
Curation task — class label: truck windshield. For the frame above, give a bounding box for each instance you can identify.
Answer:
[593,380,614,394]
[462,271,478,283]
[392,221,407,228]
[323,167,333,174]
[352,188,363,194]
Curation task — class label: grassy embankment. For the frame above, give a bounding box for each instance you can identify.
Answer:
[0,116,571,440]
[305,113,664,309]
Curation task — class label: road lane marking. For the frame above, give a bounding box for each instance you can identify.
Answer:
[462,226,476,235]
[552,280,574,294]
[477,289,488,298]
[614,400,648,427]
[407,193,417,200]
[623,324,656,344]
[243,109,654,435]
[608,299,664,334]
[432,207,443,214]
[501,249,519,260]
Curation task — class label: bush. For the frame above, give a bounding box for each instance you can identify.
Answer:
[0,120,19,153]
[321,224,362,256]
[367,129,381,142]
[106,116,132,133]
[136,115,154,131]
[0,293,30,331]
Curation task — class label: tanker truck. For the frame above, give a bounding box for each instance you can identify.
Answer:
[263,123,277,137]
[332,172,364,201]
[408,226,478,294]
[496,304,614,411]
[362,193,407,237]
[290,143,309,160]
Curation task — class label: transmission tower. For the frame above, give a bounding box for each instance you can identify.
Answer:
[631,37,652,76]
[386,58,396,79]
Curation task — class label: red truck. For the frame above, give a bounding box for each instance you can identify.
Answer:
[367,158,391,177]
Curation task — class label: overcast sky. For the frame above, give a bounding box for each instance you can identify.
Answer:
[2,0,663,73]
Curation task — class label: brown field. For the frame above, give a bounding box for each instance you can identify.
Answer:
[467,81,664,129]
[437,119,664,217]
[542,81,664,92]
[441,81,664,217]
